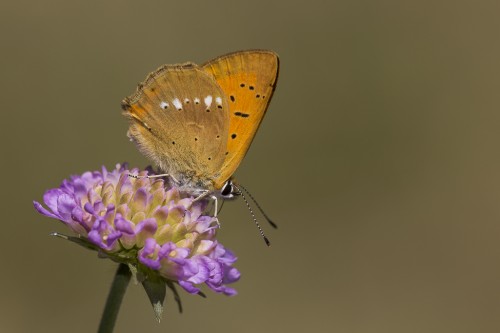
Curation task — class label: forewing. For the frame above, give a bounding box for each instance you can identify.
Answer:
[122,63,230,184]
[202,50,279,188]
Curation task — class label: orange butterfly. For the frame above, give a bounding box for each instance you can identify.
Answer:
[121,50,279,243]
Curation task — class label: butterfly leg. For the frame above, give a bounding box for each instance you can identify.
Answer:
[190,192,220,228]
[192,190,210,202]
[128,173,167,179]
[128,173,179,183]
[211,195,221,228]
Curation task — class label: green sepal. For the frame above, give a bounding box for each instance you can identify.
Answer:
[50,232,99,251]
[142,275,167,322]
[166,281,183,313]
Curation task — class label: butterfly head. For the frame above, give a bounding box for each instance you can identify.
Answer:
[219,178,239,200]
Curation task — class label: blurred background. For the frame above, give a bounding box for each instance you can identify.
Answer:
[2,0,500,332]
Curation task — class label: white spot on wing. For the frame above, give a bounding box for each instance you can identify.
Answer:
[160,101,169,109]
[215,96,222,105]
[184,98,190,103]
[194,97,200,104]
[172,98,182,110]
[204,95,213,108]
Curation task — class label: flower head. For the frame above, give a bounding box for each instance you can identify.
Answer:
[34,164,240,297]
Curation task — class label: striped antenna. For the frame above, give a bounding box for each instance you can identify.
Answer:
[237,184,277,229]
[234,185,271,246]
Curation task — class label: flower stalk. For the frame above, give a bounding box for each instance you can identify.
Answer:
[97,264,131,333]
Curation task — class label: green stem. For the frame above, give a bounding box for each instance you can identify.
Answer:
[97,264,131,333]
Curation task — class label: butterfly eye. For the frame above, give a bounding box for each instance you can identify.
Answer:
[220,180,233,197]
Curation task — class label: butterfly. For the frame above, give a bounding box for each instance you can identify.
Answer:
[121,50,279,242]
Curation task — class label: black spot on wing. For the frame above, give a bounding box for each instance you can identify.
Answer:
[234,112,249,118]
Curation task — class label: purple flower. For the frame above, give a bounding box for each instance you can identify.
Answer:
[34,163,240,296]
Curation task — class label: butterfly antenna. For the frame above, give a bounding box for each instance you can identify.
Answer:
[237,184,278,229]
[234,185,271,246]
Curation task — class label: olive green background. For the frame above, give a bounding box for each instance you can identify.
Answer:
[2,0,500,332]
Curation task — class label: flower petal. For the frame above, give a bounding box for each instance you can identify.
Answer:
[33,201,59,219]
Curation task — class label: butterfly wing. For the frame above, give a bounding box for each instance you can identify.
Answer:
[202,50,279,189]
[122,63,230,190]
